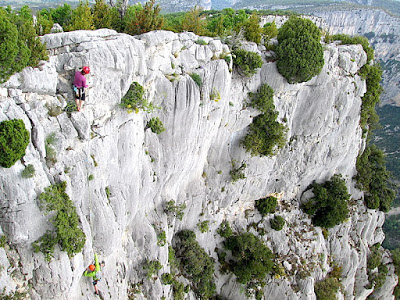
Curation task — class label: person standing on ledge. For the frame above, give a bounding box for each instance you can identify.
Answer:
[73,66,90,111]
[83,253,105,295]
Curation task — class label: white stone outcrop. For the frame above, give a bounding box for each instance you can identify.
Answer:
[0,29,396,299]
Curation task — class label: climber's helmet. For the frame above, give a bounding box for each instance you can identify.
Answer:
[82,66,90,74]
[89,264,95,271]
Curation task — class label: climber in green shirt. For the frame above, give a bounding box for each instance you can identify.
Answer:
[84,253,105,295]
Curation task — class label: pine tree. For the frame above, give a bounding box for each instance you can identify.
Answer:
[125,0,164,35]
[243,13,262,44]
[181,6,208,36]
[93,0,113,29]
[66,0,94,31]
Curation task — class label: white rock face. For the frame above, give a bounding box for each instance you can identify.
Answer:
[0,29,396,299]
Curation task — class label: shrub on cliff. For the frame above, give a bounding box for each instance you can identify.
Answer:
[223,232,274,284]
[147,117,165,134]
[173,230,216,299]
[0,119,30,168]
[328,33,374,63]
[242,84,287,157]
[276,16,324,83]
[270,215,285,231]
[232,49,263,77]
[33,182,86,261]
[302,174,350,228]
[121,82,157,113]
[355,144,395,212]
[255,196,277,216]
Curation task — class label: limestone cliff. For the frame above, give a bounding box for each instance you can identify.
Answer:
[0,29,397,299]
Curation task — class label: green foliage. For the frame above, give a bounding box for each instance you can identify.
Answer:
[358,63,383,133]
[391,248,400,298]
[164,200,186,221]
[367,244,383,270]
[217,220,233,238]
[88,174,94,181]
[63,102,78,115]
[195,39,208,45]
[45,133,57,165]
[161,272,174,284]
[276,16,324,83]
[0,8,30,83]
[232,49,263,77]
[147,117,165,134]
[243,13,262,44]
[0,288,27,300]
[35,9,54,35]
[302,174,350,228]
[50,4,72,28]
[65,0,94,31]
[174,230,216,299]
[190,73,202,88]
[248,83,274,113]
[121,82,157,113]
[241,84,287,157]
[157,231,166,246]
[0,235,7,247]
[263,21,278,41]
[314,277,342,300]
[33,182,86,260]
[229,160,246,182]
[105,186,111,199]
[125,0,164,35]
[143,260,162,279]
[0,119,30,168]
[181,6,208,36]
[255,196,277,216]
[21,164,35,178]
[329,34,374,63]
[270,215,285,231]
[93,0,114,29]
[355,144,395,212]
[223,232,274,284]
[197,221,209,233]
[383,214,400,250]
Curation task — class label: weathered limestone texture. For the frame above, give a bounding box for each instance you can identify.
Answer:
[0,29,396,299]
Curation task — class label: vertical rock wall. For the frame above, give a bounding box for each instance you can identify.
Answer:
[0,29,396,299]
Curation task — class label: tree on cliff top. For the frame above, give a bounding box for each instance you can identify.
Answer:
[276,16,324,83]
[125,0,164,35]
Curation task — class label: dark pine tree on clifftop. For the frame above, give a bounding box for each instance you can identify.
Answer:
[276,16,324,84]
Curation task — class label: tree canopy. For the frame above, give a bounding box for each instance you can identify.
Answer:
[276,16,324,83]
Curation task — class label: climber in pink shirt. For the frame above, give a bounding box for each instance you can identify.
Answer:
[73,66,90,111]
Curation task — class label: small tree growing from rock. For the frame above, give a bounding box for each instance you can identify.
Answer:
[0,119,30,168]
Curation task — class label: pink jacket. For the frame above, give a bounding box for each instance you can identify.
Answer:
[73,71,88,88]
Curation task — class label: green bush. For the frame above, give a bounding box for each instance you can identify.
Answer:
[21,164,35,178]
[164,200,186,221]
[241,84,287,157]
[358,64,383,133]
[190,73,202,88]
[0,119,30,168]
[143,260,162,279]
[45,133,57,166]
[223,232,274,284]
[230,160,246,182]
[255,196,277,216]
[161,272,174,284]
[276,16,324,83]
[355,144,395,212]
[270,215,285,231]
[157,230,166,246]
[217,220,233,238]
[197,221,209,233]
[121,82,157,113]
[0,235,7,247]
[368,244,383,270]
[314,276,342,300]
[147,117,166,134]
[174,230,216,299]
[302,174,350,228]
[195,39,208,45]
[232,49,263,77]
[32,181,86,261]
[391,248,400,298]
